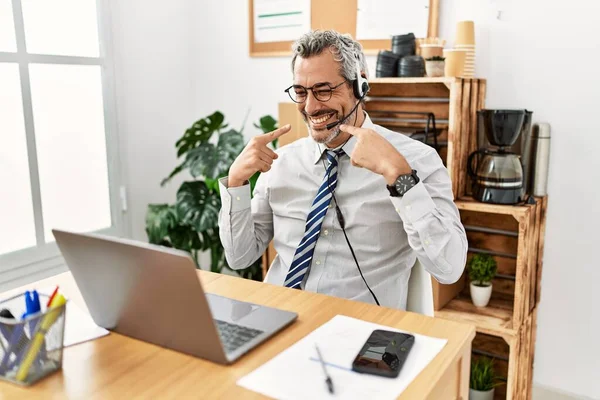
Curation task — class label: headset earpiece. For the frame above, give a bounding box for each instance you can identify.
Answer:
[352,54,369,99]
[326,52,370,130]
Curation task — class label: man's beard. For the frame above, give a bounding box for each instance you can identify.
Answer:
[306,108,355,145]
[310,125,341,144]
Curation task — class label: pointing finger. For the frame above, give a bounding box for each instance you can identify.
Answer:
[260,124,291,143]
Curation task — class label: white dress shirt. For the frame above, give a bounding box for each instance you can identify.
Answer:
[218,113,467,309]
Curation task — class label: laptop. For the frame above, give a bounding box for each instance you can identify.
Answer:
[52,229,298,364]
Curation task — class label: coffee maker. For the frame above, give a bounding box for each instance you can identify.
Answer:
[468,109,532,204]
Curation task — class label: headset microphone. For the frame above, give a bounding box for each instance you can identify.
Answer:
[325,93,365,130]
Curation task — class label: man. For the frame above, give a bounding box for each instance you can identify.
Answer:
[218,30,467,309]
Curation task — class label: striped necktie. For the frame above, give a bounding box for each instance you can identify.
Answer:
[284,149,343,289]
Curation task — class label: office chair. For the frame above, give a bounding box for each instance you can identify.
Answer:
[406,259,434,317]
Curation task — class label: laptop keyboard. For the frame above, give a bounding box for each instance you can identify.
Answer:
[214,319,264,354]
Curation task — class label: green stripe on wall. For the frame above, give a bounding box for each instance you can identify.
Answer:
[258,11,302,18]
[258,24,302,30]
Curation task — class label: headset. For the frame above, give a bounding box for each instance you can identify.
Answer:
[325,55,370,130]
[320,53,380,306]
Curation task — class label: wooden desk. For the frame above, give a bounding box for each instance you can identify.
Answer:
[0,271,474,399]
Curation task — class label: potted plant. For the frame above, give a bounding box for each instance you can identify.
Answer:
[470,357,502,400]
[468,253,497,307]
[425,56,445,77]
[145,111,278,281]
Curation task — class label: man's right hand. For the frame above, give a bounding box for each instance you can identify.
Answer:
[228,124,291,187]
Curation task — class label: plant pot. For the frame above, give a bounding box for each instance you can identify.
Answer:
[470,282,492,307]
[425,60,445,77]
[420,44,444,59]
[469,388,494,400]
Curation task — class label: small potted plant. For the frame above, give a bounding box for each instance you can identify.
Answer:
[425,56,445,77]
[468,254,497,307]
[470,357,502,400]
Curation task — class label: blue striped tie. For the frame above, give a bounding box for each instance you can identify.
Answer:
[284,149,343,289]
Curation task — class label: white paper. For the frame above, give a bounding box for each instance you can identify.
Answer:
[60,301,109,347]
[356,0,429,40]
[237,315,447,400]
[39,288,109,347]
[254,0,310,43]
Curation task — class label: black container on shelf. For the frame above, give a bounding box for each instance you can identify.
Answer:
[392,33,416,57]
[398,55,425,77]
[392,32,415,44]
[392,43,415,57]
[376,50,401,77]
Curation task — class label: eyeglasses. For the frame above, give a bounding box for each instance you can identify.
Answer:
[284,80,348,104]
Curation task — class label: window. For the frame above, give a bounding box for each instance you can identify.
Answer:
[0,0,125,289]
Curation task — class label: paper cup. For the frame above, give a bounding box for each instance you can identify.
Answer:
[443,49,468,77]
[456,20,475,45]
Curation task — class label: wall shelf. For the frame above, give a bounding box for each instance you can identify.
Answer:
[436,294,515,339]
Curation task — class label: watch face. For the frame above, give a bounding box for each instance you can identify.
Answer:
[395,175,415,195]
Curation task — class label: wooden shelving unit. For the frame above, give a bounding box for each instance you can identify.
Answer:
[366,78,549,399]
[435,197,546,331]
[433,196,547,400]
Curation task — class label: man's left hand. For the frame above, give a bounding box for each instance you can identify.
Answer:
[339,124,412,185]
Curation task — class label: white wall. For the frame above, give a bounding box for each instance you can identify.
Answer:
[109,0,197,241]
[112,1,600,398]
[192,1,292,138]
[439,1,600,398]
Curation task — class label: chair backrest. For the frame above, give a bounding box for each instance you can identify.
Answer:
[406,259,434,316]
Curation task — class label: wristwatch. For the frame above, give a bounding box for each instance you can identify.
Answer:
[387,170,420,197]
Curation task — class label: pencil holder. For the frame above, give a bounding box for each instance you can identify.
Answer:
[0,293,66,386]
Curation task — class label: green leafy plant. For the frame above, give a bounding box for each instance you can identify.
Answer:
[470,357,504,391]
[467,254,498,286]
[426,56,445,61]
[145,111,278,281]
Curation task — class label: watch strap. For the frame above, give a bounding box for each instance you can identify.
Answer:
[387,184,400,196]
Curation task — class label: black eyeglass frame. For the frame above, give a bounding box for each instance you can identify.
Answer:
[284,80,348,103]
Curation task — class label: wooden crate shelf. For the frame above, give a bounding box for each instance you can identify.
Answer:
[433,196,547,337]
[434,197,547,400]
[436,294,514,338]
[365,77,486,198]
[469,308,538,400]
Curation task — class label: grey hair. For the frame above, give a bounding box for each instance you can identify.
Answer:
[291,30,369,82]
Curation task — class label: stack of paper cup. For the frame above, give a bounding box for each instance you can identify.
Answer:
[443,49,468,77]
[455,21,475,77]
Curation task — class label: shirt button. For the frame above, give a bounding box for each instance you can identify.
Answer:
[315,260,321,265]
[323,230,329,236]
[406,205,412,211]
[395,208,399,213]
[425,240,430,245]
[236,196,240,201]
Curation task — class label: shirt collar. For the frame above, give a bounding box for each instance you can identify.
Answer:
[312,112,375,164]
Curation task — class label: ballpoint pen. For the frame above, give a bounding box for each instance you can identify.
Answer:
[315,344,335,395]
[47,286,59,307]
